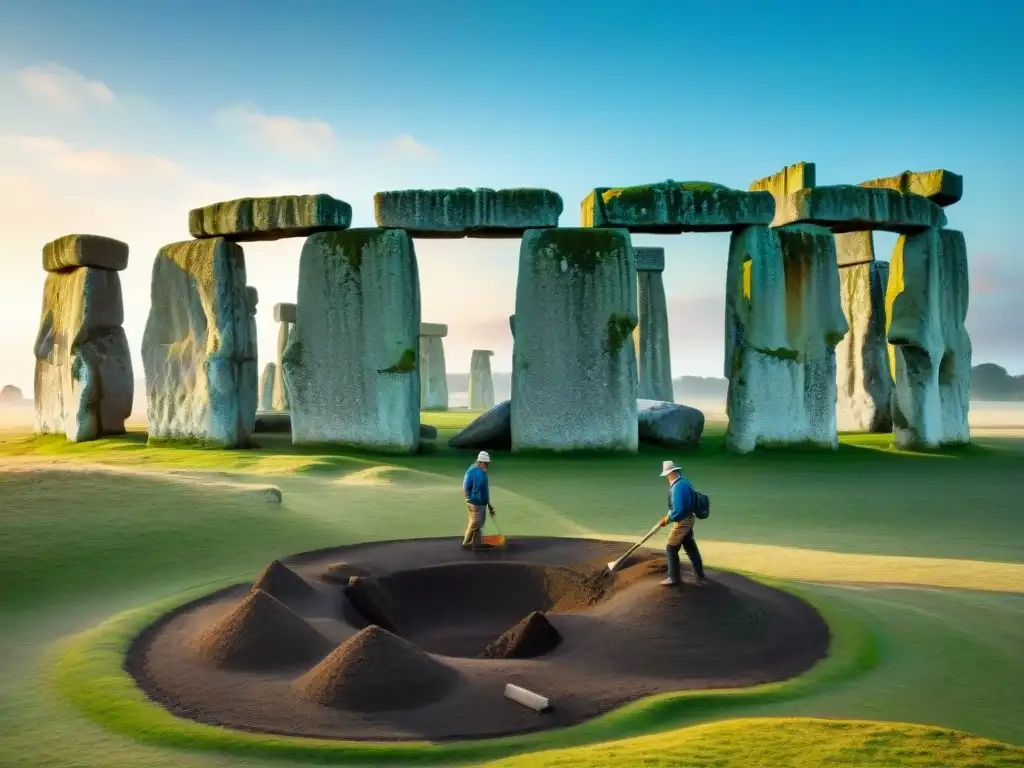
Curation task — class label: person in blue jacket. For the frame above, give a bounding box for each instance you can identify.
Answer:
[462,451,496,550]
[657,460,707,586]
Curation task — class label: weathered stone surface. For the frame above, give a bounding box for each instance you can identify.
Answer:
[33,267,133,441]
[142,238,252,447]
[274,303,296,324]
[374,188,562,237]
[259,362,276,411]
[633,246,665,272]
[750,162,816,199]
[448,400,511,450]
[420,423,438,440]
[43,234,129,273]
[273,321,292,412]
[420,334,448,411]
[635,266,673,401]
[774,185,946,233]
[724,225,848,453]
[860,169,963,207]
[886,228,971,449]
[582,182,774,233]
[469,350,495,410]
[241,286,259,435]
[283,229,420,452]
[419,322,448,337]
[637,399,704,448]
[835,231,875,267]
[189,195,352,242]
[837,261,893,432]
[512,228,638,452]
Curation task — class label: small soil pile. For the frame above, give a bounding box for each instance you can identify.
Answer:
[251,560,316,603]
[481,611,561,659]
[295,625,458,712]
[190,588,331,670]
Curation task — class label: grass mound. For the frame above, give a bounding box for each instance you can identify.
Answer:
[190,588,330,669]
[250,559,315,602]
[482,611,561,659]
[295,625,458,711]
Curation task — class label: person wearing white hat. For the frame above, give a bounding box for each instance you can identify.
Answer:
[657,459,707,586]
[462,450,496,550]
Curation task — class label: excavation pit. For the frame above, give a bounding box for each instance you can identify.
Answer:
[127,536,830,742]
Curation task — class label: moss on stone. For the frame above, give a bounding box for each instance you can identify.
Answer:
[536,228,627,271]
[378,347,416,374]
[754,346,800,361]
[604,312,638,354]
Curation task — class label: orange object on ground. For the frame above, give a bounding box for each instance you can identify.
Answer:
[481,534,506,548]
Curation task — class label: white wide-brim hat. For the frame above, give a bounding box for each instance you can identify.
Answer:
[477,451,491,463]
[659,460,682,477]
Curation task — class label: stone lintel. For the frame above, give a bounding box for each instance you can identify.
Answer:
[274,303,297,324]
[774,185,946,234]
[189,194,352,242]
[749,161,816,197]
[43,234,129,272]
[634,246,665,272]
[859,169,963,207]
[420,322,448,337]
[374,187,562,238]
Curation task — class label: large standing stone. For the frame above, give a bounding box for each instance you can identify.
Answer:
[33,260,133,441]
[582,181,774,233]
[724,225,848,453]
[419,322,448,411]
[374,188,562,237]
[188,194,352,242]
[241,286,259,435]
[283,229,420,453]
[886,228,971,449]
[774,185,946,233]
[837,261,893,432]
[633,247,672,401]
[259,362,276,411]
[860,169,963,207]
[512,228,638,452]
[272,303,295,412]
[142,238,252,447]
[469,350,495,410]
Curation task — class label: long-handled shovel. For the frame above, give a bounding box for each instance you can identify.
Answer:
[606,521,663,573]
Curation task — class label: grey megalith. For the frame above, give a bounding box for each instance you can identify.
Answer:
[837,261,893,432]
[633,246,672,401]
[272,303,295,411]
[512,228,638,452]
[283,229,420,453]
[419,322,448,411]
[142,238,252,447]
[469,349,495,410]
[189,194,352,242]
[259,362,276,411]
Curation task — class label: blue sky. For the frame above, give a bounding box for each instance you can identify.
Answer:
[0,0,1021,394]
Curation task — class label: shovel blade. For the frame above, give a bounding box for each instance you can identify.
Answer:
[606,560,619,572]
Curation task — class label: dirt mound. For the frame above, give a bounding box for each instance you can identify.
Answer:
[481,611,561,659]
[344,577,403,634]
[251,560,315,602]
[190,588,331,670]
[295,625,458,711]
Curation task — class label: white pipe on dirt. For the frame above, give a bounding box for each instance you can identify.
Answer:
[504,683,550,712]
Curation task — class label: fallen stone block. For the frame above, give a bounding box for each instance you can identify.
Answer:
[774,185,946,233]
[283,229,420,453]
[469,350,495,410]
[188,194,352,242]
[512,228,638,452]
[33,267,133,441]
[448,400,511,450]
[837,261,893,432]
[142,238,253,447]
[374,187,562,237]
[835,231,875,267]
[274,302,296,324]
[42,234,129,272]
[420,423,438,440]
[886,228,971,448]
[582,181,774,233]
[725,224,848,453]
[750,161,816,199]
[860,169,963,207]
[637,400,704,448]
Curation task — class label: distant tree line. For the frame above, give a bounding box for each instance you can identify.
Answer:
[970,364,1024,401]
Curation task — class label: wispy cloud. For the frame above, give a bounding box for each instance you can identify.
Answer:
[215,105,336,157]
[390,133,437,160]
[0,135,180,180]
[16,63,115,112]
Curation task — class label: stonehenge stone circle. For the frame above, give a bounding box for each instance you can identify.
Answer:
[272,303,295,411]
[469,349,495,410]
[189,194,352,242]
[633,246,673,401]
[142,238,252,447]
[283,229,420,453]
[34,234,133,441]
[887,228,971,449]
[374,188,563,237]
[259,362,276,411]
[419,322,449,411]
[511,228,638,452]
[837,260,893,432]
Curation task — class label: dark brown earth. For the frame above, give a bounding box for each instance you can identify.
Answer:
[482,611,561,659]
[128,536,830,742]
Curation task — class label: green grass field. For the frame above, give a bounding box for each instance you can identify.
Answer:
[1,414,1022,767]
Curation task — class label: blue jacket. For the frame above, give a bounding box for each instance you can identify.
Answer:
[464,464,490,505]
[667,477,696,522]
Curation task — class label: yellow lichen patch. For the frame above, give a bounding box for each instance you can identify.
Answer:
[885,237,907,376]
[742,259,752,301]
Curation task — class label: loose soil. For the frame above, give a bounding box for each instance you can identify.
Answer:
[128,536,830,741]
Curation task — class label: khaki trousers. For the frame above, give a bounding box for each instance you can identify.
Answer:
[462,503,486,547]
[666,516,695,547]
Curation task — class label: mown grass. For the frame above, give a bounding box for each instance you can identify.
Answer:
[0,413,1022,767]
